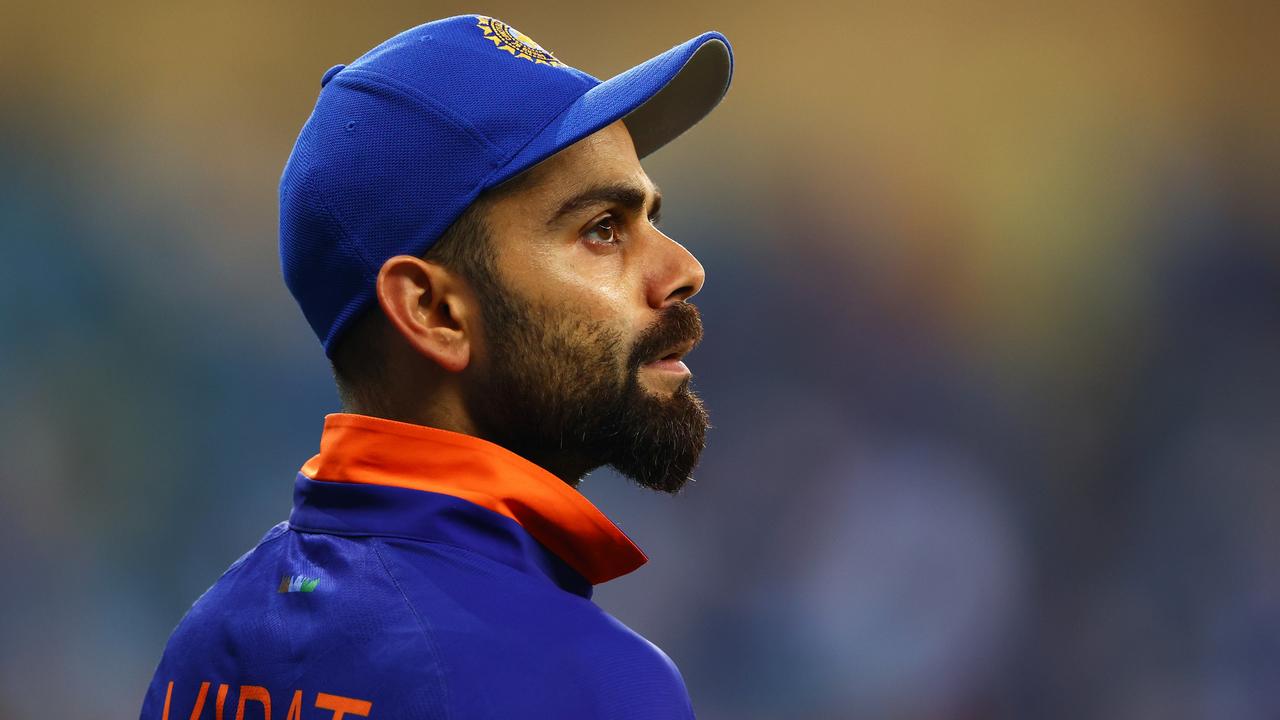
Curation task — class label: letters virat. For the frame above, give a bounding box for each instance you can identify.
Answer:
[157,683,369,720]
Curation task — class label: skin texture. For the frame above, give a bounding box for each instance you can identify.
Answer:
[371,121,710,490]
[476,120,705,392]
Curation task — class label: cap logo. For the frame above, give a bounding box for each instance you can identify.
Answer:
[476,16,563,67]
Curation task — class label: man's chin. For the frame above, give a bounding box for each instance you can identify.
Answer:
[611,449,702,494]
[605,388,708,495]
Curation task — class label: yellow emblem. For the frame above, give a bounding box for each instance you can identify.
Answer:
[476,16,563,67]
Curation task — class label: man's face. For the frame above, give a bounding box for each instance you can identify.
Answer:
[460,121,709,493]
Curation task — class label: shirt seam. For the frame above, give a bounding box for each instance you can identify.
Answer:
[370,538,455,719]
[173,525,292,628]
[289,521,483,558]
[220,523,291,581]
[288,521,577,592]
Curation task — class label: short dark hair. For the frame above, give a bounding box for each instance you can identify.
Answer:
[328,170,536,414]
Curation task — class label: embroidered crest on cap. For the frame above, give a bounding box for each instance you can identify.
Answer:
[476,16,563,67]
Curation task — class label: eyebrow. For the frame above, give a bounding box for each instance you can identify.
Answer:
[545,182,663,228]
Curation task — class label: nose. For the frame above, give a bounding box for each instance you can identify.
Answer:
[649,231,706,309]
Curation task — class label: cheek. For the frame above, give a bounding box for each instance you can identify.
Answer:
[532,247,637,315]
[496,235,648,341]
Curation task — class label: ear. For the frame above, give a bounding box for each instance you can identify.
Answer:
[375,255,473,373]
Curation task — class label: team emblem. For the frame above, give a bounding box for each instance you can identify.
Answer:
[476,16,563,67]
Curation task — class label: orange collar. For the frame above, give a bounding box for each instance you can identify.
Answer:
[299,413,648,584]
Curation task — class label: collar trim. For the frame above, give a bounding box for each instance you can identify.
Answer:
[299,413,647,584]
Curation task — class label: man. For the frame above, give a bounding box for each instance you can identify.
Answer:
[140,14,733,720]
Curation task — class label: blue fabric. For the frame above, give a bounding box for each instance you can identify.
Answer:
[278,14,732,356]
[139,476,696,718]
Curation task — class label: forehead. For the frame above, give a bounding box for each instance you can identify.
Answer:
[496,121,655,212]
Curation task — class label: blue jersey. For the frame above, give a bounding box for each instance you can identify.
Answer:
[140,414,695,719]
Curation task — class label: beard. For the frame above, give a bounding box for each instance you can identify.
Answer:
[461,276,709,494]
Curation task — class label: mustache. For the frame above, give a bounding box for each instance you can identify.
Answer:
[628,302,703,371]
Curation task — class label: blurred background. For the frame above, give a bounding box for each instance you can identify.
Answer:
[2,1,1278,718]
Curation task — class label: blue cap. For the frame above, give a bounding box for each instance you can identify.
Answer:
[280,15,734,356]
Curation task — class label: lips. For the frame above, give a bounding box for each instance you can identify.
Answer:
[632,302,704,373]
[646,338,697,365]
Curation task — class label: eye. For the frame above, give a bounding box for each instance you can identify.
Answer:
[584,216,618,245]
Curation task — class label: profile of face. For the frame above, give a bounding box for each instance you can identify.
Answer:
[462,121,710,494]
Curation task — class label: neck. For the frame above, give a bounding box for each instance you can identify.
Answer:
[499,445,597,488]
[341,400,595,489]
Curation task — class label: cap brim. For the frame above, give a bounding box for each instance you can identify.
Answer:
[486,31,733,187]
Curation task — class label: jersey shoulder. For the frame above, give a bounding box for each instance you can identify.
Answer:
[140,526,447,720]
